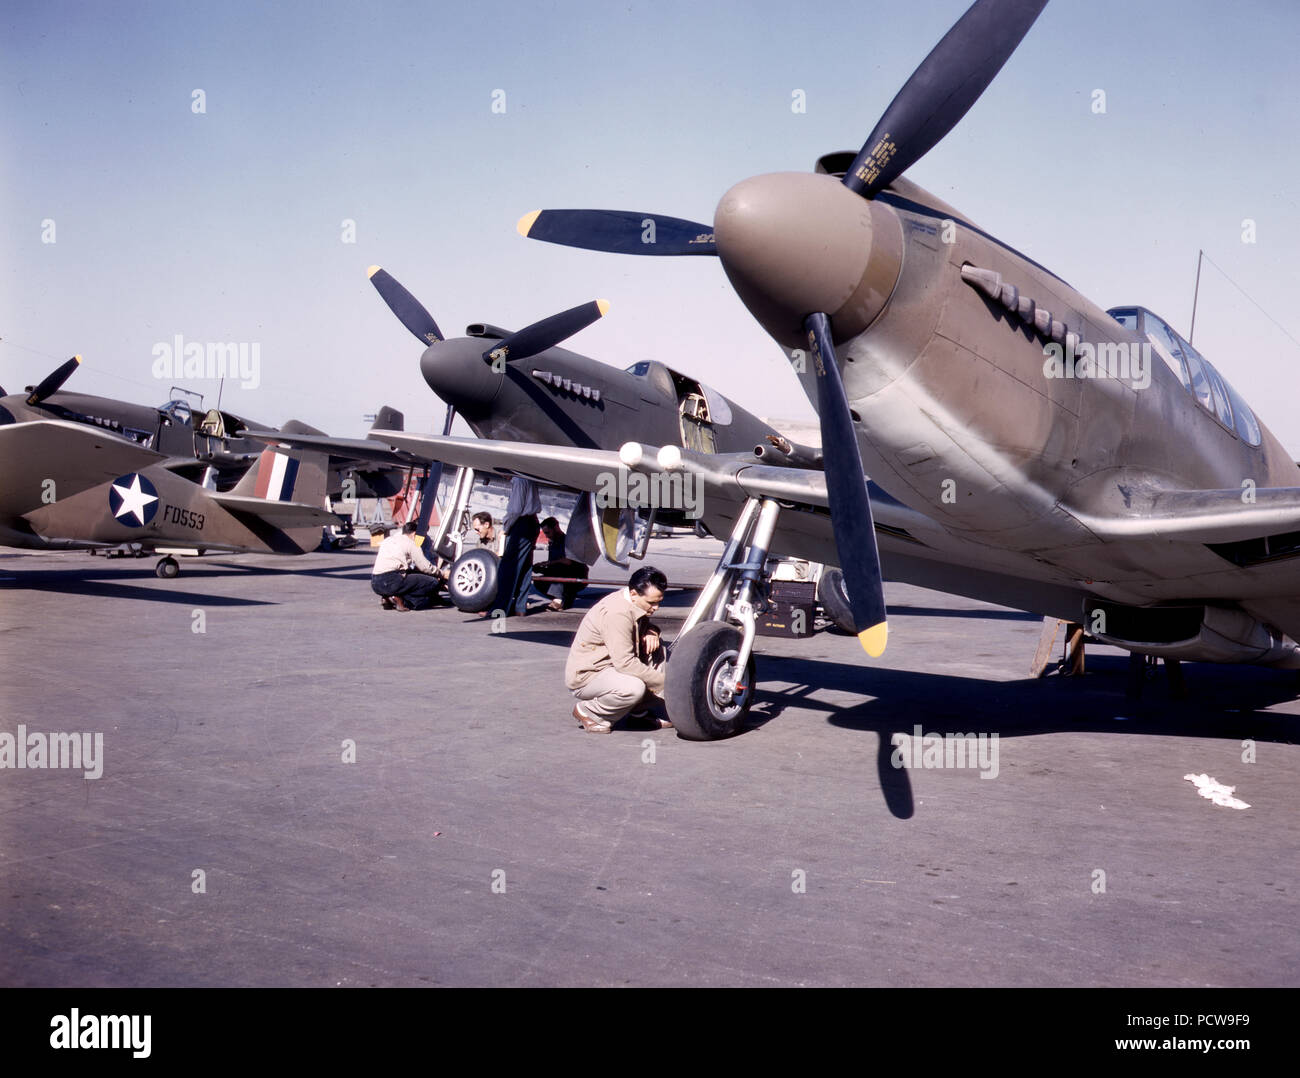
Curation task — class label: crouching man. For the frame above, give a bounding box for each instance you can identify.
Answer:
[564,566,672,733]
[371,521,444,611]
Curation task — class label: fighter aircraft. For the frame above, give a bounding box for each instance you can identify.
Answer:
[0,354,409,500]
[0,415,340,577]
[251,264,832,604]
[290,0,1300,741]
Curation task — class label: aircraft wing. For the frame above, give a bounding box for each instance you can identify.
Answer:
[365,433,908,551]
[0,419,167,497]
[373,433,644,492]
[244,429,429,468]
[312,433,1094,621]
[1074,487,1300,545]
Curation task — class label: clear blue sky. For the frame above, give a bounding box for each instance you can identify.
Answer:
[4,1,1299,448]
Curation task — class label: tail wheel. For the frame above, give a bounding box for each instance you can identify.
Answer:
[155,556,180,579]
[665,622,756,740]
[447,549,499,613]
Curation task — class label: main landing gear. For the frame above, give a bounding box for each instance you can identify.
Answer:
[664,497,779,739]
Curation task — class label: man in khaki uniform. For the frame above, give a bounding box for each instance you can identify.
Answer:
[564,566,671,733]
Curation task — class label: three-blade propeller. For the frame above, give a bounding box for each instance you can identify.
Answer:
[843,0,1049,200]
[483,300,610,365]
[513,0,1048,653]
[367,266,443,346]
[365,266,611,538]
[26,355,82,406]
[517,209,715,257]
[806,314,887,656]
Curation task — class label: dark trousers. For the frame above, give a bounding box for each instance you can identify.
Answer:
[494,515,538,616]
[371,570,442,610]
[532,558,588,608]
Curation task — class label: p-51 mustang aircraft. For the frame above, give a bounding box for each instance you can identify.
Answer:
[252,264,829,602]
[290,0,1300,740]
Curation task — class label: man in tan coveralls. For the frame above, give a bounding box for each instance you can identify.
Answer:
[564,566,671,733]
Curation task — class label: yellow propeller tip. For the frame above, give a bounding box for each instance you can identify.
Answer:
[366,265,382,278]
[73,355,83,364]
[596,299,611,317]
[517,210,542,237]
[859,622,888,657]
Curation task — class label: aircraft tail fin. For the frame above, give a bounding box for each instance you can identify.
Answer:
[224,445,333,552]
[372,405,405,432]
[280,419,327,437]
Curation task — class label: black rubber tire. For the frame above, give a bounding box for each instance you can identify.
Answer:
[664,622,756,741]
[155,557,180,579]
[817,567,856,634]
[448,549,499,613]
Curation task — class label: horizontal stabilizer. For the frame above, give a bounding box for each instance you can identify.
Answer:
[208,493,341,530]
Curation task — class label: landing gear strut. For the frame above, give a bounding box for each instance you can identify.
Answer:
[665,497,779,739]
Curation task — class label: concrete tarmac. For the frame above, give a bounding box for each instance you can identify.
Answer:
[1,541,1298,987]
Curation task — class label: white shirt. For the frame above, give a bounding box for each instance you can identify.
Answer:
[372,532,434,576]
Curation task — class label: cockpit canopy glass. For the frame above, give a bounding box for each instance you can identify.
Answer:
[1106,306,1260,446]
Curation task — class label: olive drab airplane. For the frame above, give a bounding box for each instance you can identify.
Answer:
[1,354,277,488]
[268,264,811,465]
[0,354,411,500]
[249,264,828,573]
[0,422,340,577]
[272,0,1300,741]
[1,360,345,575]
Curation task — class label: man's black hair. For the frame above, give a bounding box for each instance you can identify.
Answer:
[402,521,419,534]
[540,516,560,532]
[472,511,493,526]
[629,566,667,595]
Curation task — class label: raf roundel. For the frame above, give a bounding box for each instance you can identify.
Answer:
[108,473,160,527]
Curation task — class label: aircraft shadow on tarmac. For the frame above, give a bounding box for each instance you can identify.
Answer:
[749,654,1300,820]
[3,568,276,606]
[885,604,1043,622]
[0,555,374,605]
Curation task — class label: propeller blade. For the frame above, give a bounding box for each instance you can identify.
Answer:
[367,266,444,346]
[517,209,716,256]
[482,300,610,365]
[26,355,82,405]
[843,0,1048,199]
[414,404,456,540]
[805,312,887,656]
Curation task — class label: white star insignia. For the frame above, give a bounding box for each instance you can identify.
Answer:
[112,474,158,525]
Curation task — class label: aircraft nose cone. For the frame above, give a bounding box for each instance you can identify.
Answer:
[713,172,903,350]
[419,340,503,416]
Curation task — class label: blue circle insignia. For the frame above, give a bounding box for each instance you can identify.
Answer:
[108,473,160,527]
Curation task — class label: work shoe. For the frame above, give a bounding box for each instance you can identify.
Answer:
[380,597,396,610]
[392,596,412,612]
[572,704,611,734]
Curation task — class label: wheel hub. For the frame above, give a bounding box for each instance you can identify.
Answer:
[455,561,485,592]
[708,651,746,716]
